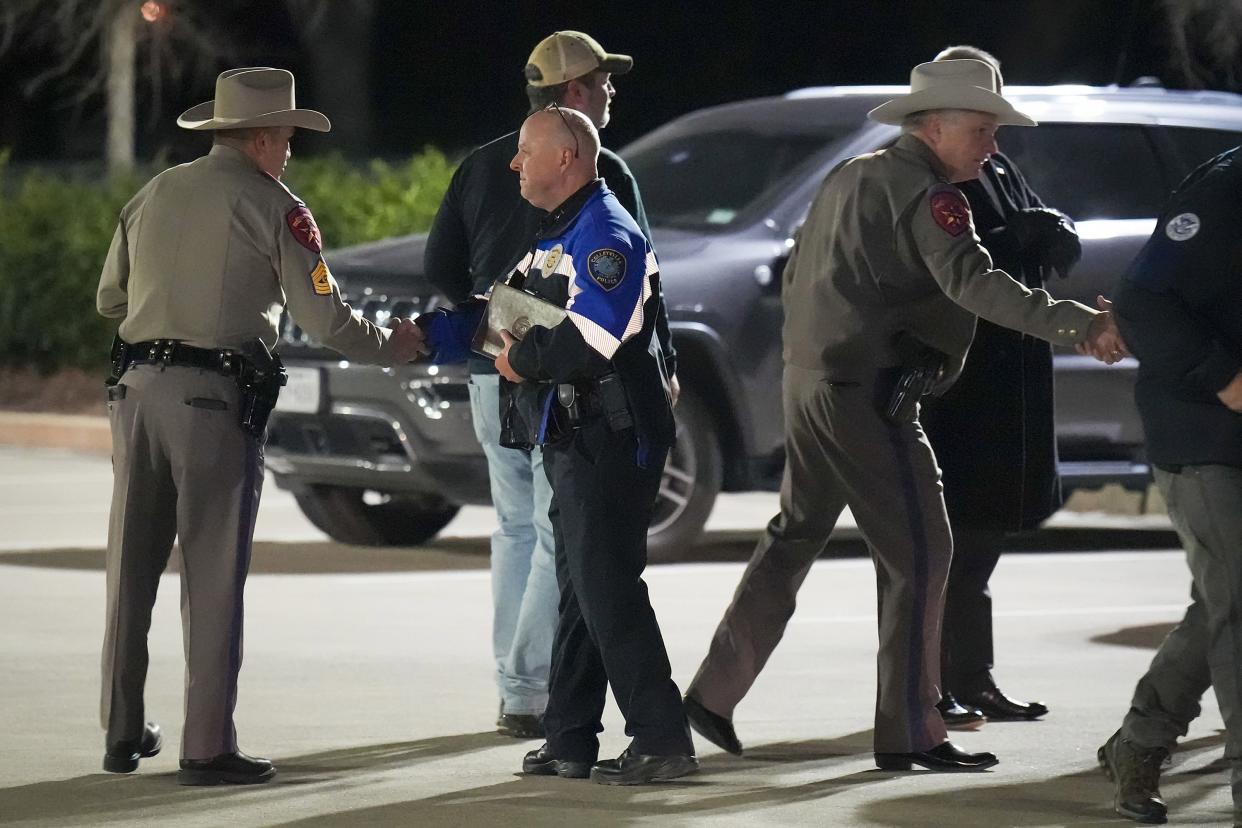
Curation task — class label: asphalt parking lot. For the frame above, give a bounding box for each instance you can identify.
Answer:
[0,447,1232,827]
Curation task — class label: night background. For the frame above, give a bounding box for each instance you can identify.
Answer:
[0,0,1233,166]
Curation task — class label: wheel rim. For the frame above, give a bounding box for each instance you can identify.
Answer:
[650,415,696,535]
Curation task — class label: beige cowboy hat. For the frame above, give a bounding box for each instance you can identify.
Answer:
[868,59,1036,126]
[525,31,632,87]
[177,67,331,132]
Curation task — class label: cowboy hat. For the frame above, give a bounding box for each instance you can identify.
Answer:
[177,68,331,132]
[868,59,1035,127]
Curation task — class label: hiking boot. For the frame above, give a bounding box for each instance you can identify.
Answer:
[1098,729,1169,824]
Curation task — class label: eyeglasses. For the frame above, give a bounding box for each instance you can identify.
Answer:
[545,102,580,159]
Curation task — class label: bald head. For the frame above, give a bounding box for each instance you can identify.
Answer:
[510,108,600,211]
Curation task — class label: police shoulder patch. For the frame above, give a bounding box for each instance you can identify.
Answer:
[287,205,323,253]
[1165,212,1201,242]
[928,184,971,238]
[586,248,626,291]
[310,259,332,296]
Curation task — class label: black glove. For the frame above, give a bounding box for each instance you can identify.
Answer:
[1007,207,1082,279]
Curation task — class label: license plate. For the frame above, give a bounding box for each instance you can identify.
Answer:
[276,366,322,414]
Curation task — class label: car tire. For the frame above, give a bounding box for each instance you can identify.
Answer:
[647,391,723,563]
[293,485,460,547]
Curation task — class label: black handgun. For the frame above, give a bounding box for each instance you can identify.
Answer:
[884,334,947,425]
[237,340,288,438]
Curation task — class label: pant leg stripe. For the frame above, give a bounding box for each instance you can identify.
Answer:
[225,435,259,748]
[889,427,931,746]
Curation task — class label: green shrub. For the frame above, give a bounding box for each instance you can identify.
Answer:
[0,152,148,371]
[283,147,456,248]
[0,147,456,372]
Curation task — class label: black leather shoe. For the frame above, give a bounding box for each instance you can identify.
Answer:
[684,695,742,755]
[958,685,1048,720]
[937,694,987,731]
[1097,729,1168,824]
[875,740,999,772]
[590,748,699,785]
[498,712,545,739]
[522,744,591,779]
[103,722,163,773]
[178,751,275,786]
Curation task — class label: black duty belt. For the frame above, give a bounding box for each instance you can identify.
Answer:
[556,372,632,432]
[111,337,287,439]
[121,339,247,377]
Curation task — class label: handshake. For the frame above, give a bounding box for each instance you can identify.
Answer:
[387,318,431,363]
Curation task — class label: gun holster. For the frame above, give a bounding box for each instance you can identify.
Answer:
[553,373,633,433]
[108,335,128,386]
[235,341,287,438]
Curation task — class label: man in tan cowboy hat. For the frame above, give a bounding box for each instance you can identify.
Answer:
[95,67,426,786]
[920,46,1080,733]
[682,59,1127,771]
[423,31,677,742]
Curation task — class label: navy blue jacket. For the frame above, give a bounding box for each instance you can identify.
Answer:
[1114,148,1242,467]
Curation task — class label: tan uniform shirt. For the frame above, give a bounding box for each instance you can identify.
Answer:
[97,144,396,364]
[782,133,1096,382]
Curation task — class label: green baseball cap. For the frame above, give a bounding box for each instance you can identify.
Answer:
[524,31,632,87]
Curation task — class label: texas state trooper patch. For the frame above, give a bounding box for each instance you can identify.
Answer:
[587,248,626,290]
[1165,212,1201,241]
[286,205,323,253]
[928,186,971,237]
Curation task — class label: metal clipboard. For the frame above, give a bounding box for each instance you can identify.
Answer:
[471,282,568,358]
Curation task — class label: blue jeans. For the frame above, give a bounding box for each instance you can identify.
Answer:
[468,374,558,715]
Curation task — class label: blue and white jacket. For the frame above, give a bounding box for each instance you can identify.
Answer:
[422,179,675,462]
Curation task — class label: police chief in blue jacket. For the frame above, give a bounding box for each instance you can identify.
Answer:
[420,106,696,785]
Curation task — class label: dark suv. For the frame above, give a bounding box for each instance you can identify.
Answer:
[266,83,1242,559]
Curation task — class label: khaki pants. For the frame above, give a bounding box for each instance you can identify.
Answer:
[1122,464,1242,813]
[100,364,263,760]
[689,364,951,753]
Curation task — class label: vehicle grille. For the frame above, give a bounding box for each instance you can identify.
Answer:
[267,409,413,464]
[277,291,445,353]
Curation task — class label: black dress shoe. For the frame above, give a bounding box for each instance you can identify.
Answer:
[937,694,987,731]
[103,722,163,773]
[875,740,999,772]
[178,751,275,786]
[498,712,545,739]
[521,744,591,779]
[959,685,1049,720]
[684,695,742,755]
[590,748,699,785]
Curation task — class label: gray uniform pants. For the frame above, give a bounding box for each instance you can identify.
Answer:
[688,364,951,753]
[1121,464,1242,811]
[101,364,263,760]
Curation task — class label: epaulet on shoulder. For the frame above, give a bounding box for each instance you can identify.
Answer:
[258,170,305,205]
[927,181,961,197]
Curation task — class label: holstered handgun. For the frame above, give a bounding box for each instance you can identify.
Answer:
[883,333,947,425]
[236,340,288,438]
[107,334,129,387]
[597,373,634,432]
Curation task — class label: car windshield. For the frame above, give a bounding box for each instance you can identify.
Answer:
[623,128,850,231]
